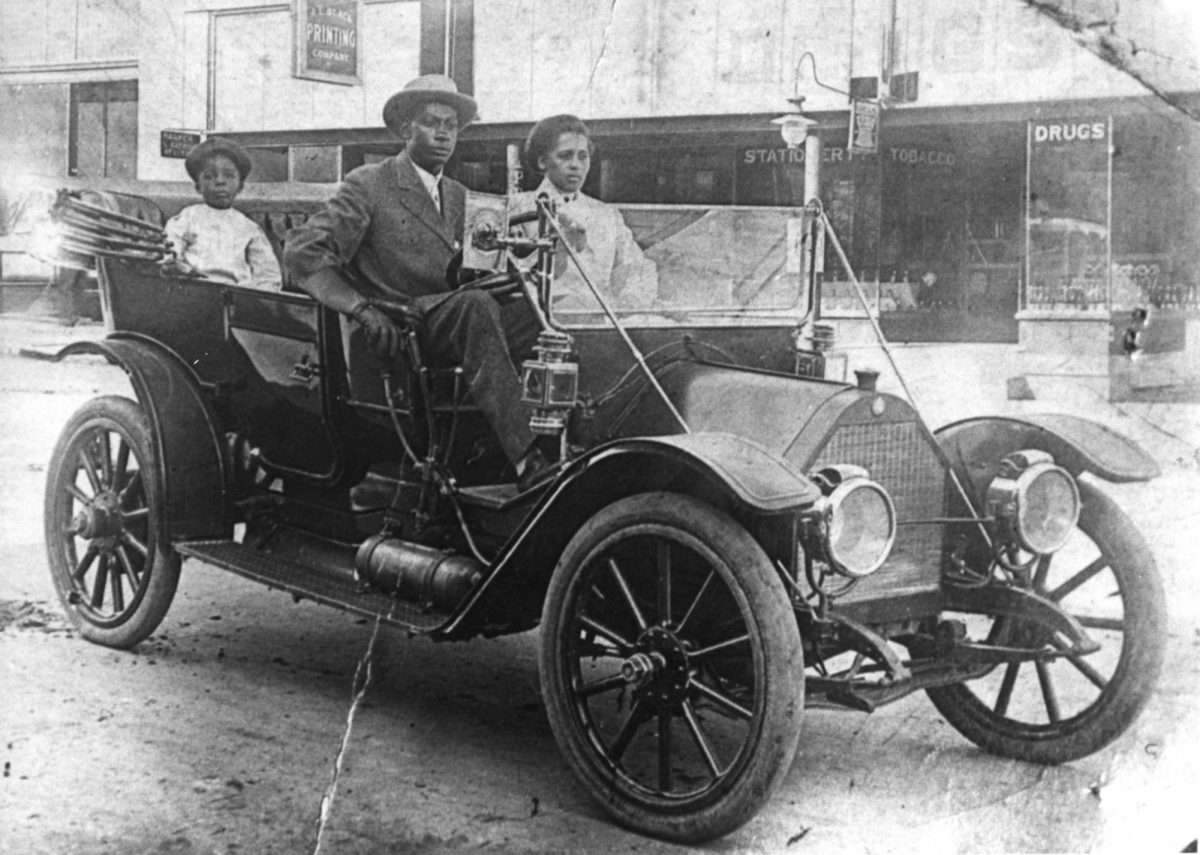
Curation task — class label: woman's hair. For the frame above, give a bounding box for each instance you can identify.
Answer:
[525,114,591,170]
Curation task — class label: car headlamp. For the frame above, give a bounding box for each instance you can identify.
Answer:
[807,465,896,578]
[986,450,1080,555]
[521,330,577,435]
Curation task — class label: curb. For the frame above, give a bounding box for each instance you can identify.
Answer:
[0,313,104,357]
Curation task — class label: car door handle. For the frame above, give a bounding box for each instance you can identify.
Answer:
[290,354,321,383]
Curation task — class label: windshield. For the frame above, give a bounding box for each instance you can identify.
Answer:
[554,204,811,328]
[463,193,812,329]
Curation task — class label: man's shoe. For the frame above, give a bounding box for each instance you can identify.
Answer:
[517,447,558,492]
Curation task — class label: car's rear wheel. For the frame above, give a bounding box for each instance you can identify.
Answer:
[44,395,180,648]
[927,480,1166,763]
[539,493,804,843]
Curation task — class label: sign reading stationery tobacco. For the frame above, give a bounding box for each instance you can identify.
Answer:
[294,0,362,85]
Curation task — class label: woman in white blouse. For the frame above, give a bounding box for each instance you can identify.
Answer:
[513,115,657,313]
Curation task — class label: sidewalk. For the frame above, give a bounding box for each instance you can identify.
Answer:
[0,312,105,359]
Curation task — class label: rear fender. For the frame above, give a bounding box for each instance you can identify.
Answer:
[935,413,1159,509]
[437,432,820,640]
[52,335,229,541]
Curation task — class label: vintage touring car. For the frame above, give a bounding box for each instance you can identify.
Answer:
[39,188,1165,842]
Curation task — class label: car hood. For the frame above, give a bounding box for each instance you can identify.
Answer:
[595,360,860,454]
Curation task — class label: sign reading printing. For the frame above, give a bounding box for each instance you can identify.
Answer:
[294,0,361,85]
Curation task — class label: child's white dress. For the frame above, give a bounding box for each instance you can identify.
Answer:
[164,204,282,291]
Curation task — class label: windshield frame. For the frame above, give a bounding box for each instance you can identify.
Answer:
[549,201,813,329]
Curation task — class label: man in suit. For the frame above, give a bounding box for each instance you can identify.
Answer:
[284,74,551,486]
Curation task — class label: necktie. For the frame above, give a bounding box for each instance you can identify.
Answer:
[430,180,441,215]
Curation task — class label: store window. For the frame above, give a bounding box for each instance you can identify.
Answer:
[245,147,289,183]
[1109,117,1200,311]
[819,122,1023,343]
[69,81,138,179]
[600,145,731,205]
[1025,117,1112,313]
[290,146,342,183]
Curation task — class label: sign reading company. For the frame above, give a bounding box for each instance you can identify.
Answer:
[294,0,361,85]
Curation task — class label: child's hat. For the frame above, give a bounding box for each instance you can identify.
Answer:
[185,137,253,183]
[382,74,478,135]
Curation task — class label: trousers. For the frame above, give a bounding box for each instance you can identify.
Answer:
[417,289,540,464]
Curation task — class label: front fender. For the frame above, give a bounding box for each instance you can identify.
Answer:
[437,432,820,640]
[52,335,229,542]
[935,413,1159,508]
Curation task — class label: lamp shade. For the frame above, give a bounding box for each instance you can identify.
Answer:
[772,113,816,148]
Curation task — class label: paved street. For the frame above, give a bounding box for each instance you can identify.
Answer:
[1,314,1198,854]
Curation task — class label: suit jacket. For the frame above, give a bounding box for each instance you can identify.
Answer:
[284,151,466,306]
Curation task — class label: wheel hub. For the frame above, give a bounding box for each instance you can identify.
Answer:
[1004,618,1054,650]
[622,626,691,705]
[72,491,123,541]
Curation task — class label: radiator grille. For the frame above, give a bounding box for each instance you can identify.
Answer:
[811,420,947,602]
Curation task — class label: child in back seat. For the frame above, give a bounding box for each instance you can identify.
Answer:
[163,138,282,291]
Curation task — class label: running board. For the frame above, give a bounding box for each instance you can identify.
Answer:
[174,535,450,633]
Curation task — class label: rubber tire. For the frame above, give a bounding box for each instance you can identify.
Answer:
[44,395,181,648]
[927,480,1166,763]
[539,492,804,843]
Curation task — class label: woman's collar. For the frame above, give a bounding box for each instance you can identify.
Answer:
[535,177,578,205]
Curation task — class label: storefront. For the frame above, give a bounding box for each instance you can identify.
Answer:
[4,0,1195,347]
[217,95,1197,345]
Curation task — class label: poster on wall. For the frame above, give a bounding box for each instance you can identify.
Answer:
[848,99,880,155]
[293,0,362,85]
[160,130,204,159]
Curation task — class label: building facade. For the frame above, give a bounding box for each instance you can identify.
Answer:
[3,0,1198,343]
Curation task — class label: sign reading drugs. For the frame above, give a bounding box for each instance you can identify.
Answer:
[1031,120,1108,145]
[294,0,361,85]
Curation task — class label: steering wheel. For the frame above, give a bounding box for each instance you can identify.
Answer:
[447,206,551,298]
[458,267,523,298]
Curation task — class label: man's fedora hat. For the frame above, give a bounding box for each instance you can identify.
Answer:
[383,74,478,134]
[184,137,253,183]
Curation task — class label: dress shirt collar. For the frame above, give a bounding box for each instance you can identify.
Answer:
[410,159,443,202]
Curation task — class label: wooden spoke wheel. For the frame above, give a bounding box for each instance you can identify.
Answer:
[928,480,1167,763]
[44,396,180,648]
[540,493,804,843]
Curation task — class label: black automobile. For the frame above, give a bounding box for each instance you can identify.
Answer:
[40,189,1166,843]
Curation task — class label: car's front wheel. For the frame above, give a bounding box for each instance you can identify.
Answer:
[44,395,180,648]
[539,492,804,843]
[927,480,1166,763]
